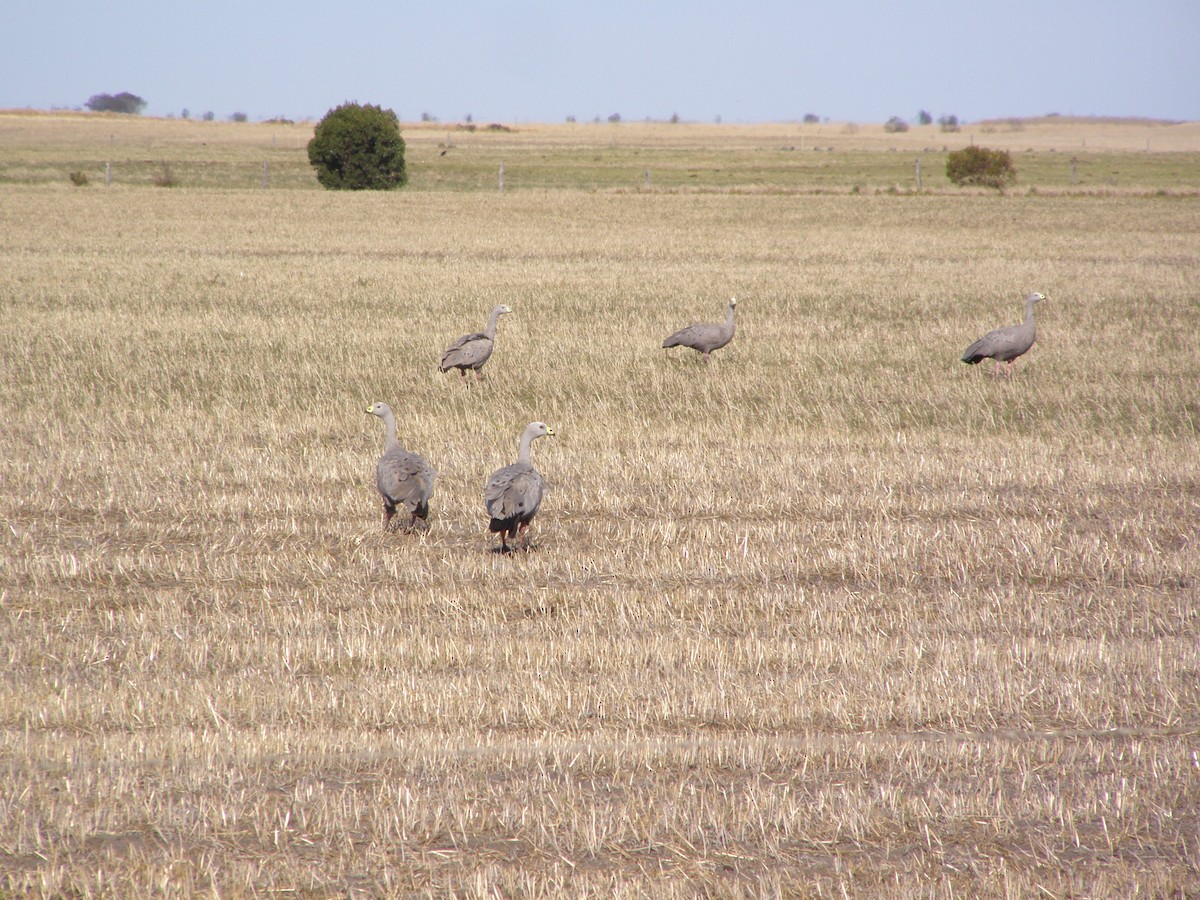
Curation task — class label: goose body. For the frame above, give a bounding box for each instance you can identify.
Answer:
[484,421,554,551]
[962,292,1045,377]
[440,304,512,380]
[367,401,435,532]
[663,297,737,363]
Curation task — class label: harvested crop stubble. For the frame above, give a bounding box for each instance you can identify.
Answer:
[1,130,1198,896]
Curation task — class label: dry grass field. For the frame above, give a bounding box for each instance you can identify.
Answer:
[2,113,1199,896]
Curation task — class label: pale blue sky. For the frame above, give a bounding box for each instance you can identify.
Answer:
[3,1,1196,124]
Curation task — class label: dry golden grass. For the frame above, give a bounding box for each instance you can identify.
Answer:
[1,115,1198,896]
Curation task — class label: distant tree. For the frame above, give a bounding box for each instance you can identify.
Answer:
[202,111,215,121]
[181,108,190,119]
[608,113,621,123]
[307,102,407,190]
[884,116,909,133]
[230,111,248,123]
[670,112,681,124]
[917,109,932,125]
[946,145,1016,190]
[85,92,147,114]
[421,111,437,122]
[938,114,961,132]
[803,113,820,124]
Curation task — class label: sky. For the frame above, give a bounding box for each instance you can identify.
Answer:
[3,0,1197,125]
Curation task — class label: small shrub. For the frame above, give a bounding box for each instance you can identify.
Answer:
[803,113,820,124]
[230,112,248,123]
[68,171,89,187]
[884,116,909,133]
[938,114,961,132]
[153,163,179,187]
[946,145,1016,190]
[202,111,215,122]
[917,110,932,125]
[307,102,407,191]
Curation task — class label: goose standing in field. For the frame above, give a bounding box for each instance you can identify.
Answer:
[662,297,737,363]
[484,421,555,552]
[367,401,435,533]
[440,304,512,381]
[961,292,1046,377]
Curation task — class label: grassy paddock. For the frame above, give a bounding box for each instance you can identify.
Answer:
[1,116,1199,895]
[4,110,1200,192]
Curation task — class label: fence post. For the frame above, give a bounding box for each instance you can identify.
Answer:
[915,157,922,192]
[644,168,651,188]
[261,161,269,189]
[105,161,112,187]
[499,162,505,192]
[1070,157,1077,185]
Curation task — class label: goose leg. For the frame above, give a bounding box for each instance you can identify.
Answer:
[382,505,395,532]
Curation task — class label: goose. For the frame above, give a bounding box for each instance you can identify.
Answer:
[367,401,435,532]
[663,297,737,363]
[440,304,512,381]
[962,292,1045,377]
[484,421,555,551]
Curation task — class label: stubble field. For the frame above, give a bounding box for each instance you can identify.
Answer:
[1,113,1199,896]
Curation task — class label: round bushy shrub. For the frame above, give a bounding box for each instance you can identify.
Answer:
[946,146,1016,190]
[307,102,407,191]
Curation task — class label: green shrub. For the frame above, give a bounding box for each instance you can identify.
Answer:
[946,145,1016,190]
[307,102,407,191]
[68,171,89,187]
